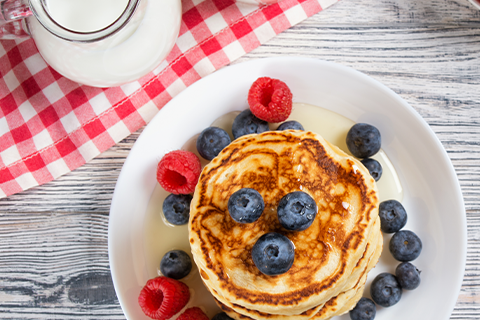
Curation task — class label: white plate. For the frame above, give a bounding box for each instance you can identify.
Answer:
[108,57,466,320]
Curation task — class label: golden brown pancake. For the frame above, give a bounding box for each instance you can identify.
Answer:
[310,218,383,320]
[209,217,382,320]
[189,130,379,315]
[211,217,383,320]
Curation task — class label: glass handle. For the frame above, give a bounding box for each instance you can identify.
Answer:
[0,0,32,39]
[1,0,31,22]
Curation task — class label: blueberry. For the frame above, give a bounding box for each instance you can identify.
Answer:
[228,188,264,223]
[346,123,381,158]
[349,297,376,320]
[160,249,192,279]
[232,109,269,139]
[389,230,422,262]
[211,312,234,320]
[196,126,231,160]
[252,232,295,276]
[277,120,304,131]
[277,191,317,231]
[395,262,421,290]
[370,272,402,307]
[378,199,407,233]
[162,194,192,225]
[361,158,383,182]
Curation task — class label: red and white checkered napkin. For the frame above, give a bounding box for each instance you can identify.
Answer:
[0,0,338,198]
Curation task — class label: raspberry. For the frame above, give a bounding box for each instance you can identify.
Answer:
[248,77,293,123]
[138,276,190,320]
[177,307,209,320]
[156,150,201,194]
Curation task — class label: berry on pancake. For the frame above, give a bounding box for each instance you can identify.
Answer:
[277,191,317,231]
[251,232,295,276]
[228,188,264,223]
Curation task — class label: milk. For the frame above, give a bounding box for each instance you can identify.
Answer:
[27,0,182,87]
[45,0,129,32]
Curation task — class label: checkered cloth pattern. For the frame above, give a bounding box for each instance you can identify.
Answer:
[0,0,338,198]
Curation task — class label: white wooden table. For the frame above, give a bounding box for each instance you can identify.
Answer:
[1,0,479,318]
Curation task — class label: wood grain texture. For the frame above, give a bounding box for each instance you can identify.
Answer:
[1,0,480,318]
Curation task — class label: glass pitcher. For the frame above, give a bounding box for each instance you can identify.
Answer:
[0,0,182,87]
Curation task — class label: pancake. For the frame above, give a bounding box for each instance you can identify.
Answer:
[311,218,383,320]
[189,130,379,314]
[212,217,383,320]
[209,217,382,320]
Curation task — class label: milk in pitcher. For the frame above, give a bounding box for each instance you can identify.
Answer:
[45,0,130,32]
[27,0,182,87]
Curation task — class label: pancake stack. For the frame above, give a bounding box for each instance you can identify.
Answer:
[189,130,382,320]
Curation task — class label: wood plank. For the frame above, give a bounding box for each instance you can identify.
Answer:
[0,211,124,318]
